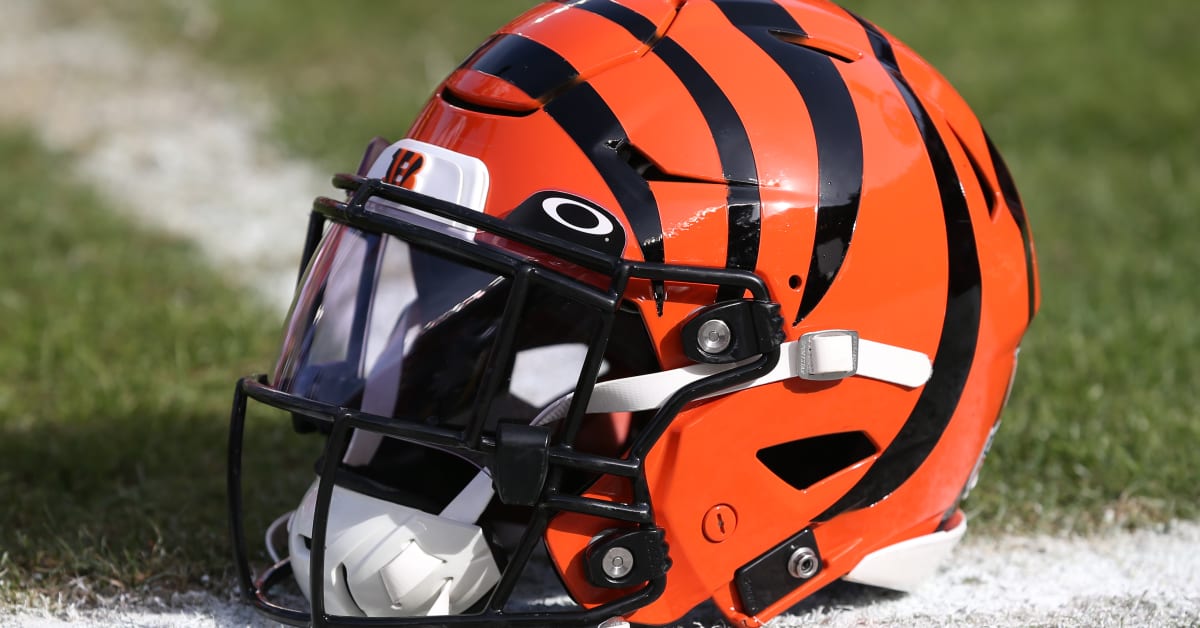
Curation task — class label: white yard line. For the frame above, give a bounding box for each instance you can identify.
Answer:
[5,521,1198,627]
[1,2,1197,627]
[0,0,323,310]
[772,519,1200,627]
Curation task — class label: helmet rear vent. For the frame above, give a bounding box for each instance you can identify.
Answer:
[440,85,538,117]
[768,29,863,64]
[756,431,877,491]
[608,139,723,185]
[949,127,999,218]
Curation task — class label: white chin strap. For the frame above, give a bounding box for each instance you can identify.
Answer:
[287,472,500,618]
[535,330,931,424]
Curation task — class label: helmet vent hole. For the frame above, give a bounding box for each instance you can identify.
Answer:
[756,431,877,491]
[787,274,802,290]
[609,139,709,184]
[768,29,862,64]
[949,126,998,219]
[440,85,538,117]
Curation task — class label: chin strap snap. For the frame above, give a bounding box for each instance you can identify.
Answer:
[797,329,933,387]
[582,330,933,415]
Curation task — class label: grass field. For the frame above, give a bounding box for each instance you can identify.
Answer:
[0,129,300,599]
[3,0,1198,606]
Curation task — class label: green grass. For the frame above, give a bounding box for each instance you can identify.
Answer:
[0,129,317,601]
[6,0,1198,602]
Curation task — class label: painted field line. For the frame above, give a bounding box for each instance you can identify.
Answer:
[5,521,1198,626]
[0,0,322,310]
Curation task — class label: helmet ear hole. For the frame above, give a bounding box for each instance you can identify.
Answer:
[756,432,878,491]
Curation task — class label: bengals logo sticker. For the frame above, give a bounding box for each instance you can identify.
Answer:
[384,148,424,189]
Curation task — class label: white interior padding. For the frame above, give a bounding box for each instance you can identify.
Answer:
[438,470,495,524]
[842,513,968,592]
[287,479,501,617]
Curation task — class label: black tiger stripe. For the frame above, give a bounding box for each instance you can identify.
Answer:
[545,82,667,265]
[464,34,579,102]
[565,0,763,301]
[816,15,983,521]
[467,34,667,265]
[713,0,864,325]
[649,37,762,301]
[984,130,1037,323]
[554,0,659,43]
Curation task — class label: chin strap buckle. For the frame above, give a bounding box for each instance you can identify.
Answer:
[797,330,932,388]
[797,330,859,380]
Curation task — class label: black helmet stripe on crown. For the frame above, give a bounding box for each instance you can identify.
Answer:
[461,33,578,103]
[545,82,668,263]
[567,0,764,302]
[816,14,984,521]
[650,38,762,302]
[554,0,659,44]
[714,0,865,325]
[464,34,669,267]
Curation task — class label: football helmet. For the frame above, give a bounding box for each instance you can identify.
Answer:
[227,1,1038,626]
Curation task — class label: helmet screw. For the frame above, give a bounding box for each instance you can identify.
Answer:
[697,319,732,354]
[787,546,820,580]
[601,546,634,580]
[702,504,737,542]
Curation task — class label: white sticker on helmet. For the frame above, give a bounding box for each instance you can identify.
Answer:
[365,138,490,234]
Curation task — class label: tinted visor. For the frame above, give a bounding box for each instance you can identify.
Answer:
[273,221,627,432]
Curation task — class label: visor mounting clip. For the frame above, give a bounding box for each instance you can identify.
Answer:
[493,422,551,506]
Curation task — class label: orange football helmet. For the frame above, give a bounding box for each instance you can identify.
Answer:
[228,1,1038,626]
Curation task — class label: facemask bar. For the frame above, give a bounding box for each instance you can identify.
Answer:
[228,174,781,628]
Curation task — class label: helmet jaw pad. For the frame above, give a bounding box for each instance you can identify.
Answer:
[288,478,502,617]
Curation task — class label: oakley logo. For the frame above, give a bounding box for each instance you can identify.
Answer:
[541,197,615,236]
[384,148,425,190]
[508,191,626,257]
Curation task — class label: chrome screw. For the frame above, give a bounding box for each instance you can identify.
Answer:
[698,319,732,354]
[601,546,634,580]
[788,546,819,579]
